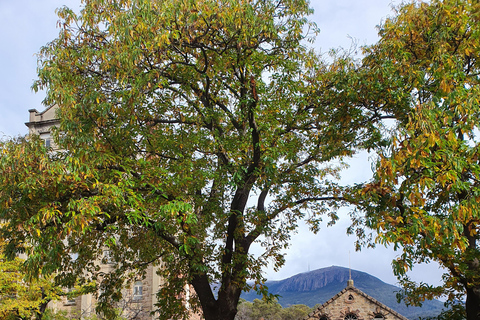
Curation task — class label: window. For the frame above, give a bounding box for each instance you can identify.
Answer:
[133,281,143,300]
[348,294,354,301]
[103,250,114,264]
[319,316,329,320]
[374,314,385,319]
[65,287,76,305]
[40,133,52,148]
[344,314,358,320]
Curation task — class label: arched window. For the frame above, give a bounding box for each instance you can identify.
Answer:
[344,314,358,320]
[319,316,329,320]
[348,294,354,301]
[374,314,385,319]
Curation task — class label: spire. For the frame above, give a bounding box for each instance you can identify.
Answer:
[347,251,354,287]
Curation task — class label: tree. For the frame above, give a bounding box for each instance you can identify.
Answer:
[0,231,62,320]
[353,0,480,319]
[236,298,282,320]
[0,1,383,320]
[235,298,311,320]
[278,304,311,320]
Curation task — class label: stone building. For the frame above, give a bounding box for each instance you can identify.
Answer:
[48,262,166,319]
[304,279,408,320]
[26,105,58,148]
[25,105,200,320]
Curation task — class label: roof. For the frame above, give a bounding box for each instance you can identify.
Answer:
[306,284,409,320]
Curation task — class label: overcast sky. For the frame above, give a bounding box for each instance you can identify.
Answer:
[0,0,444,288]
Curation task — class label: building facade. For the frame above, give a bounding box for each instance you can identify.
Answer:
[47,262,166,319]
[26,106,58,148]
[305,279,409,320]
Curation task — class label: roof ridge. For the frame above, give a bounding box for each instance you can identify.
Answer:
[305,286,409,320]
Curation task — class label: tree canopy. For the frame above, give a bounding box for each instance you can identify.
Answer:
[353,0,480,319]
[0,0,385,320]
[235,298,311,320]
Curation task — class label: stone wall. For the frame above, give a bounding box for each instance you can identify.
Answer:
[305,286,408,320]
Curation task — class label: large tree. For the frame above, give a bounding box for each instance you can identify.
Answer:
[0,1,383,319]
[353,0,480,319]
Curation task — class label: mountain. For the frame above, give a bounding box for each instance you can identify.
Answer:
[241,266,445,319]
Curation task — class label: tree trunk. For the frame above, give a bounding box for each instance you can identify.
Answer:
[202,300,239,320]
[191,272,241,320]
[195,291,240,320]
[464,225,480,320]
[465,286,480,320]
[35,288,50,320]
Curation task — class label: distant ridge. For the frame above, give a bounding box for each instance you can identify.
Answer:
[241,266,445,320]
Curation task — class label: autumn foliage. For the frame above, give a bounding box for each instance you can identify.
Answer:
[355,1,480,319]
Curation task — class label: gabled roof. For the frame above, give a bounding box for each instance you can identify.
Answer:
[305,283,409,320]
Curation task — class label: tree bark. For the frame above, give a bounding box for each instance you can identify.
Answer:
[35,288,50,320]
[192,277,241,320]
[465,286,480,320]
[464,223,480,320]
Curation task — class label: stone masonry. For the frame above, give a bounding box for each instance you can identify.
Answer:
[305,280,409,320]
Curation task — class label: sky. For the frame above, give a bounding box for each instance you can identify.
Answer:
[0,0,445,289]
